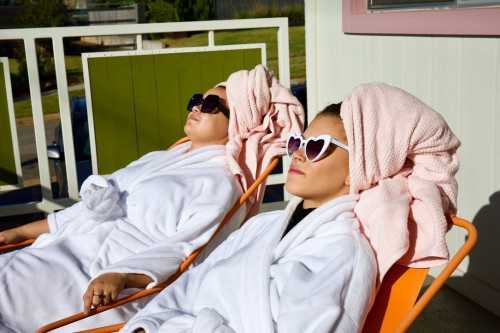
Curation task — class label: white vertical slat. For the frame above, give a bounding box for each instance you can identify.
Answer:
[208,30,215,46]
[378,36,405,87]
[362,36,381,82]
[24,38,53,200]
[426,38,464,279]
[0,58,23,191]
[136,34,143,50]
[402,38,433,102]
[53,36,79,199]
[428,38,462,134]
[81,54,99,175]
[316,0,343,108]
[277,19,292,200]
[459,39,497,220]
[277,20,291,88]
[305,0,319,121]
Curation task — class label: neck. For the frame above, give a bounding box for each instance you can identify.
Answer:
[188,138,228,152]
[302,186,350,209]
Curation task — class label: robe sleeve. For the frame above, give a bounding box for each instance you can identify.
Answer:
[91,174,242,288]
[119,227,245,333]
[275,235,359,333]
[47,174,124,235]
[46,150,165,235]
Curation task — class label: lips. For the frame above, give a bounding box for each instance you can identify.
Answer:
[288,166,305,175]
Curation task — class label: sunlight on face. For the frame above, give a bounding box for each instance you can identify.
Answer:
[285,113,350,208]
[184,87,229,145]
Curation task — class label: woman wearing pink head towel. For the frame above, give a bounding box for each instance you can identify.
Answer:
[0,65,304,332]
[121,82,460,333]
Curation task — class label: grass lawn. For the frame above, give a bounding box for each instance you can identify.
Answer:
[13,26,305,118]
[9,55,83,76]
[162,26,305,81]
[14,88,85,119]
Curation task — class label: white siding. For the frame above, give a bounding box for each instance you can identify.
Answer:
[306,0,500,316]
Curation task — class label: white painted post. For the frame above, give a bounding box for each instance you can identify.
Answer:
[53,36,79,199]
[136,34,143,50]
[277,18,291,88]
[208,30,215,46]
[305,0,318,121]
[277,18,292,200]
[24,38,53,200]
[0,58,23,192]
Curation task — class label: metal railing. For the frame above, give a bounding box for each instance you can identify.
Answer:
[0,17,290,217]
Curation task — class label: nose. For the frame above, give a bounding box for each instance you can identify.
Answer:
[292,146,306,162]
[192,105,202,113]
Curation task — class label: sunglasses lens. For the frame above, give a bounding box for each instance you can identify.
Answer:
[305,138,326,161]
[201,95,219,114]
[287,136,301,156]
[187,94,203,111]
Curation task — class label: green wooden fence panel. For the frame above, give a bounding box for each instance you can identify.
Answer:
[0,64,17,186]
[88,48,262,174]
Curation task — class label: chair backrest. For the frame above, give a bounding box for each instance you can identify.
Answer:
[0,57,22,191]
[362,265,429,333]
[83,45,265,175]
[362,215,478,333]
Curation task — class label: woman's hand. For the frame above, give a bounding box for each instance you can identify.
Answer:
[83,273,127,314]
[0,228,25,244]
[82,272,152,314]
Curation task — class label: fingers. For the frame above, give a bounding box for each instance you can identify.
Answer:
[102,290,111,306]
[83,285,106,313]
[110,288,120,302]
[92,294,102,308]
[82,286,95,314]
[0,233,5,244]
[82,281,124,313]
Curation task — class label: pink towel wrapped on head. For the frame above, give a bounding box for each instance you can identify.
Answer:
[224,65,304,217]
[340,83,460,284]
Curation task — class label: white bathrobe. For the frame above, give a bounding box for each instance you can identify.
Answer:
[121,194,377,333]
[0,142,243,333]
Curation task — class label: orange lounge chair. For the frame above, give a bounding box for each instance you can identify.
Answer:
[0,137,279,333]
[33,146,280,332]
[361,215,477,333]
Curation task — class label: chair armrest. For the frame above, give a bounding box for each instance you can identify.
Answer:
[0,239,35,254]
[395,216,478,333]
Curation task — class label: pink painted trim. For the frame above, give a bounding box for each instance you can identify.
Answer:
[343,0,500,36]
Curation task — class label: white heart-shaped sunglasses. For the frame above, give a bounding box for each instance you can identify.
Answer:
[286,133,348,162]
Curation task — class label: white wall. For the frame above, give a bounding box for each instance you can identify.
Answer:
[305,0,500,316]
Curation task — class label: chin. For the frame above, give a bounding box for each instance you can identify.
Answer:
[184,124,193,136]
[284,181,308,200]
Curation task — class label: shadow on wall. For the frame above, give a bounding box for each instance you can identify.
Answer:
[466,191,500,289]
[410,191,500,333]
[449,191,500,304]
[449,191,500,321]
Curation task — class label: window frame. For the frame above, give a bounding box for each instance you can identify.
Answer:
[343,0,500,36]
